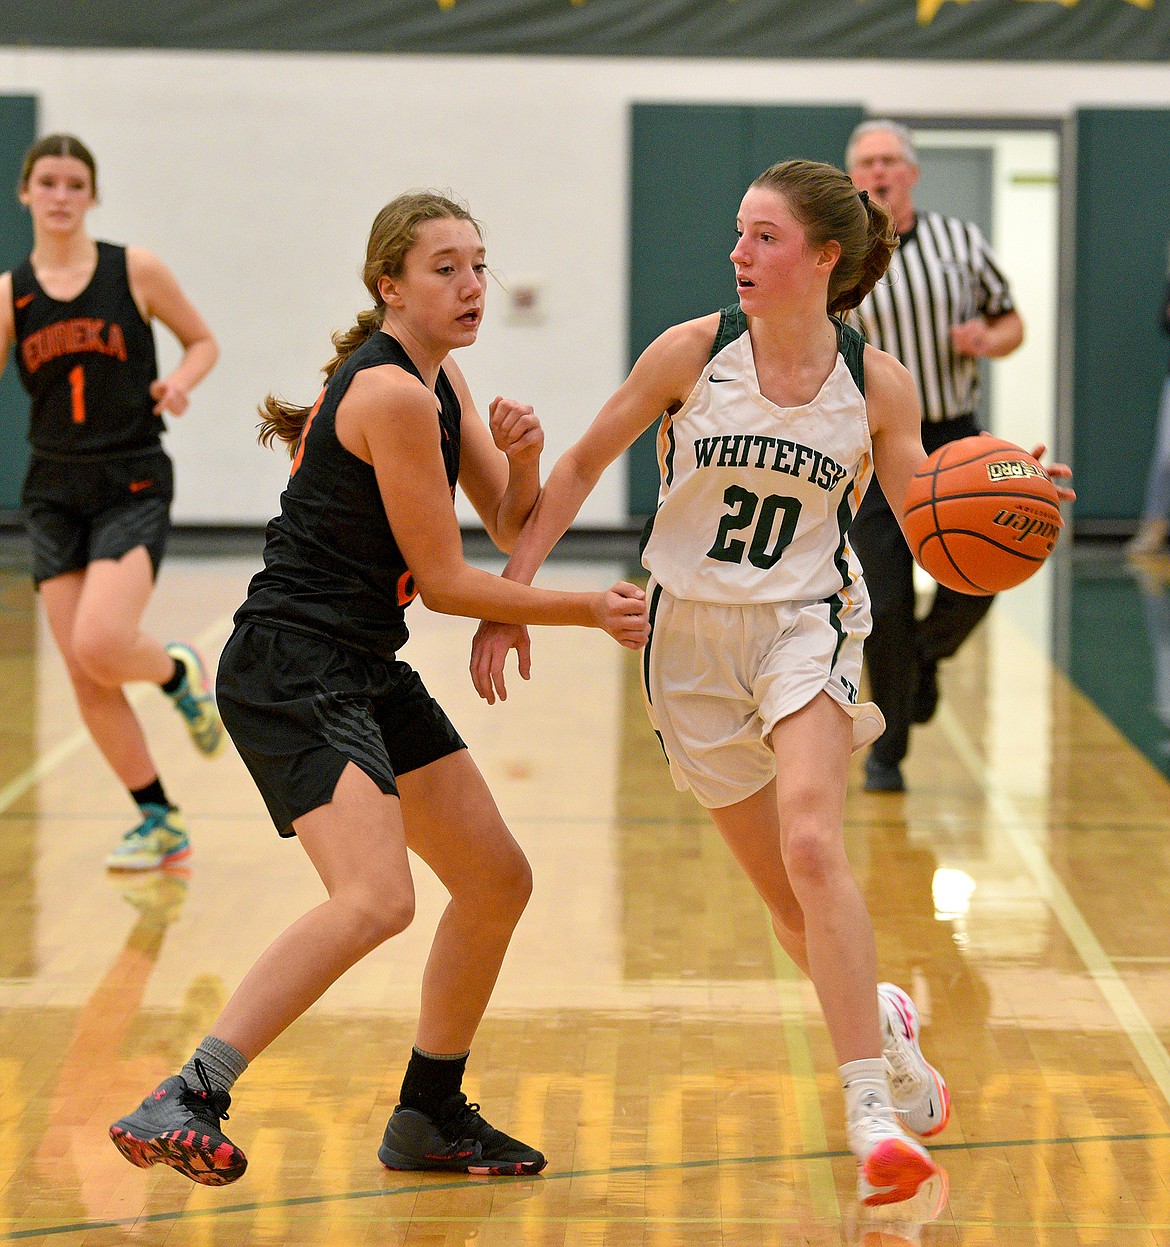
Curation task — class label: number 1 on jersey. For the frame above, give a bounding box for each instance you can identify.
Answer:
[68,365,86,424]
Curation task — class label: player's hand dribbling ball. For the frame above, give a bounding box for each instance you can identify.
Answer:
[901,436,1063,595]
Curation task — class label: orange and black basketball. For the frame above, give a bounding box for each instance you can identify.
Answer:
[901,435,1062,595]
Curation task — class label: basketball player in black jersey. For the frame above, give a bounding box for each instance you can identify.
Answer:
[108,191,650,1186]
[0,134,222,871]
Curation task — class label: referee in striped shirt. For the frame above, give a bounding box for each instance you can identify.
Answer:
[846,120,1025,793]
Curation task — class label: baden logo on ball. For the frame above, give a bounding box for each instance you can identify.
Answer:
[901,436,1063,595]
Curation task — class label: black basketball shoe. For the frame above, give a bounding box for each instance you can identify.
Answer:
[109,1059,248,1186]
[911,659,940,725]
[378,1091,546,1175]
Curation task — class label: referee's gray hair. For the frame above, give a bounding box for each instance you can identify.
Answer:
[846,120,919,169]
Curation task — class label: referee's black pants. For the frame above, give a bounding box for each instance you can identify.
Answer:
[850,415,995,768]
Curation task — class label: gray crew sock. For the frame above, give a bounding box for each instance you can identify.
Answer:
[181,1035,249,1096]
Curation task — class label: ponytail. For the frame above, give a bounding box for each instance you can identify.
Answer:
[829,192,898,316]
[750,159,898,317]
[322,307,384,383]
[257,393,319,453]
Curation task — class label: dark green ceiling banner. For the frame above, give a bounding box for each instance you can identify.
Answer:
[5,0,1168,61]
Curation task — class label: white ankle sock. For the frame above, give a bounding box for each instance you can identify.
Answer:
[840,1057,890,1121]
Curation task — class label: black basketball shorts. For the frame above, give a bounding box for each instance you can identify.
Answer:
[216,620,466,836]
[20,447,173,586]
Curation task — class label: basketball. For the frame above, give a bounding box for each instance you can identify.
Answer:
[901,436,1063,595]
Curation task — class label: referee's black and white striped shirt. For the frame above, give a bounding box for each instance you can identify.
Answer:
[851,211,1015,424]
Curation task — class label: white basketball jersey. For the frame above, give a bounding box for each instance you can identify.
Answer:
[641,307,873,606]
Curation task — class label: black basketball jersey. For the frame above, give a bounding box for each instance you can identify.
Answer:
[236,331,462,659]
[11,241,162,456]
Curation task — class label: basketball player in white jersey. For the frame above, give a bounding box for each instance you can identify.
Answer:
[471,159,950,1207]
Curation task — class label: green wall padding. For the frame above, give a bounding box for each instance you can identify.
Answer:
[1073,108,1170,524]
[626,103,865,517]
[0,97,37,512]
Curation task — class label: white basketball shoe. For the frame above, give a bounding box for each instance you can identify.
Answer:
[878,982,951,1138]
[848,1089,940,1207]
[855,1164,950,1244]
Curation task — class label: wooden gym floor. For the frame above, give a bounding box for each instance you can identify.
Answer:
[0,542,1168,1246]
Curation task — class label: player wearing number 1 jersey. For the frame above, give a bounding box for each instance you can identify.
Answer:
[0,134,221,871]
[13,240,161,456]
[472,160,955,1209]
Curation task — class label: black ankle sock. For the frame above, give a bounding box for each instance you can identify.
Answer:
[160,658,184,694]
[131,778,170,809]
[398,1047,469,1120]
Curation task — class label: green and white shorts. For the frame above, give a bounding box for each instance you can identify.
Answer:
[640,580,884,809]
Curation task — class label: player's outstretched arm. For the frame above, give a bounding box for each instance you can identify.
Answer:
[346,365,649,642]
[468,437,608,705]
[864,346,927,550]
[471,317,715,703]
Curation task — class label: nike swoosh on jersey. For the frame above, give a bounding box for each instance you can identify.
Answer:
[129,479,155,493]
[708,374,734,383]
[15,293,35,309]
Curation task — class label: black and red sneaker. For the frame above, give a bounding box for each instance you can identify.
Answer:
[109,1059,247,1186]
[378,1091,546,1175]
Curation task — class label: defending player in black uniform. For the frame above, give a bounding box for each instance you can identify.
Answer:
[0,134,222,871]
[108,190,649,1186]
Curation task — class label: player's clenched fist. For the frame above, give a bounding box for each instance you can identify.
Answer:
[595,581,650,649]
[489,396,544,465]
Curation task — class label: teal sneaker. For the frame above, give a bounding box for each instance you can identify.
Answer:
[165,643,225,758]
[116,869,191,926]
[106,804,191,872]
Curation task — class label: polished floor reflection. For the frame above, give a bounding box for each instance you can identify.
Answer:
[0,546,1168,1245]
[1066,547,1170,780]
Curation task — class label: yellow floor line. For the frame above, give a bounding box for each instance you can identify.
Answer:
[937,700,1170,1108]
[769,946,841,1218]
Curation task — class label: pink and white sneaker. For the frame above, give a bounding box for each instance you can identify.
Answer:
[856,1164,950,1244]
[878,982,951,1138]
[848,1092,939,1207]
